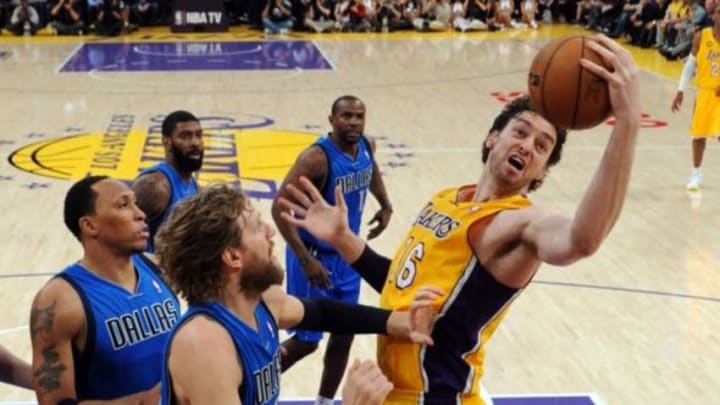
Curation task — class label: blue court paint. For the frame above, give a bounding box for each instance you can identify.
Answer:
[59,41,333,72]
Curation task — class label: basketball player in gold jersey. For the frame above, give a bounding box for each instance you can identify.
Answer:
[672,3,720,191]
[278,34,641,405]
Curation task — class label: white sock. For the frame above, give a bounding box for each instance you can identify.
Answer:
[692,168,702,177]
[315,396,335,405]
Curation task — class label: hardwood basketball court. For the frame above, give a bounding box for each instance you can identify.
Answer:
[0,25,717,404]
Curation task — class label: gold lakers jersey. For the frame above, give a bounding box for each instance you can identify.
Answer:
[378,185,532,405]
[696,28,720,90]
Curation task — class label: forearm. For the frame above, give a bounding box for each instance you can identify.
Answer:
[350,244,391,293]
[272,206,313,259]
[0,346,31,389]
[295,298,396,335]
[570,117,639,253]
[369,163,392,211]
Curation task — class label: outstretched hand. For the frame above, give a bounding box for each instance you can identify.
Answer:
[409,286,445,346]
[279,176,351,245]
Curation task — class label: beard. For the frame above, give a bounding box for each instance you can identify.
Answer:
[171,143,203,172]
[338,130,361,144]
[239,259,285,296]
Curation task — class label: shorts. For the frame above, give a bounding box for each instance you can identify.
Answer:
[691,88,720,138]
[285,245,361,343]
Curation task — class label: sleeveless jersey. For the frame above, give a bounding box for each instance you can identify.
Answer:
[161,301,281,405]
[696,27,720,90]
[57,254,180,400]
[138,162,198,253]
[298,134,374,251]
[378,186,532,404]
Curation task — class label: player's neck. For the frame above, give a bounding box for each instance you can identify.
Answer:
[79,248,137,292]
[329,133,359,157]
[472,173,527,202]
[219,283,261,331]
[169,162,194,181]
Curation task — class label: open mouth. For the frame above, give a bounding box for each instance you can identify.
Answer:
[508,155,525,171]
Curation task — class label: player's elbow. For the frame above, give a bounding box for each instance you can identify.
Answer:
[571,236,602,259]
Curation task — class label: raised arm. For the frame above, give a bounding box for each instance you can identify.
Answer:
[131,171,171,221]
[521,35,640,265]
[271,146,333,289]
[278,177,392,293]
[165,317,242,405]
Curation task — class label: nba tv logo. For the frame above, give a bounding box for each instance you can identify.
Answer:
[174,11,185,26]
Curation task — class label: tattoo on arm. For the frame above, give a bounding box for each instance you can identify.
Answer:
[30,301,56,337]
[34,345,66,393]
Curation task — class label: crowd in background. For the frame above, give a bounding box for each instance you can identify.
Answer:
[0,0,715,61]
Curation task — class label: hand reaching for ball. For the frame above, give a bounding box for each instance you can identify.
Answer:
[580,34,641,125]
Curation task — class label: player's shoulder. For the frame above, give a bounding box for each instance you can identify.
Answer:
[171,313,235,354]
[31,275,85,333]
[167,312,242,386]
[33,275,83,307]
[288,143,329,176]
[133,170,169,189]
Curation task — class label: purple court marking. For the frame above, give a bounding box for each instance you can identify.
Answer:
[280,394,598,405]
[58,41,333,72]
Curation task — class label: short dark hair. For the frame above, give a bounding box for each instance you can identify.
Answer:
[63,175,109,241]
[161,110,199,137]
[331,95,363,115]
[481,95,568,192]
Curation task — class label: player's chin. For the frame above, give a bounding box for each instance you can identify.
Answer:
[133,238,149,252]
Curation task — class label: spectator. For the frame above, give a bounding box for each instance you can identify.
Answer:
[7,0,41,35]
[49,0,86,35]
[263,0,294,34]
[131,0,158,26]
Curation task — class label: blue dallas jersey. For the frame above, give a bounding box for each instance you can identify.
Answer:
[138,162,198,253]
[298,135,374,250]
[161,301,281,405]
[57,254,180,400]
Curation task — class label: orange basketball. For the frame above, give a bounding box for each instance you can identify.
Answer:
[527,36,612,130]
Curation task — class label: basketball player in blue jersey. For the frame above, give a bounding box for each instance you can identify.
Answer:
[154,184,432,405]
[280,35,641,405]
[132,110,203,253]
[271,95,393,405]
[29,176,180,405]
